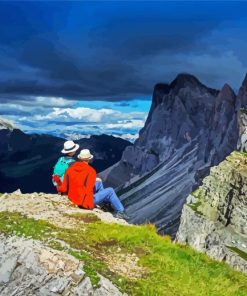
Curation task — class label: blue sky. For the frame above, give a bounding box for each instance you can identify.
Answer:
[0,1,246,140]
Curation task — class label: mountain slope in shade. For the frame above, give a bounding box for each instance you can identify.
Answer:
[101,73,247,236]
[0,122,131,193]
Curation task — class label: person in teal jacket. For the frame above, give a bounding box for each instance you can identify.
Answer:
[52,140,79,186]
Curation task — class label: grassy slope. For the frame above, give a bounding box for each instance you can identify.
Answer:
[0,211,246,296]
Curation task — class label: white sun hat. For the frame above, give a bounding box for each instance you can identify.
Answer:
[78,149,94,160]
[61,140,79,154]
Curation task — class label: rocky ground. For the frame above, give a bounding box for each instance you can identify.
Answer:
[0,190,128,229]
[0,235,125,296]
[0,191,138,296]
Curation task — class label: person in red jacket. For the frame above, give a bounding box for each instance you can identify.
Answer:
[58,149,129,219]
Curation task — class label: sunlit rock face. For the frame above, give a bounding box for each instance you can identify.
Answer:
[176,151,247,274]
[101,73,247,236]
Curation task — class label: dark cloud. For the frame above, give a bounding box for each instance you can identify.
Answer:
[0,1,246,102]
[0,2,71,46]
[89,18,218,59]
[115,102,131,107]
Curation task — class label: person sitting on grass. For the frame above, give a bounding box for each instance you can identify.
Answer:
[57,149,129,220]
[52,140,79,188]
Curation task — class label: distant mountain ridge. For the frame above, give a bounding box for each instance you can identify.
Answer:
[0,121,131,193]
[101,73,247,236]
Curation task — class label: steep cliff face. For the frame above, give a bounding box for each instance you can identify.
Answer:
[238,109,247,151]
[176,151,247,273]
[102,73,246,236]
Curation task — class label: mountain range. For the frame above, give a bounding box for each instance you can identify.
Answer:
[0,119,131,193]
[101,73,247,236]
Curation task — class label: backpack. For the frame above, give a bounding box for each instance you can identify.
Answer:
[52,157,74,185]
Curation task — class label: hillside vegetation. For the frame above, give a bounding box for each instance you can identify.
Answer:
[0,193,247,295]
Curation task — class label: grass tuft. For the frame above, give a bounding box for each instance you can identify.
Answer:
[188,202,203,215]
[239,151,247,158]
[66,212,101,223]
[227,246,247,261]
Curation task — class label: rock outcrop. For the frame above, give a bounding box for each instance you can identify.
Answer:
[102,73,247,236]
[0,235,125,296]
[0,120,131,193]
[238,109,247,152]
[176,151,247,273]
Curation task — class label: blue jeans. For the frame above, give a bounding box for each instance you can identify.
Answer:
[94,181,124,213]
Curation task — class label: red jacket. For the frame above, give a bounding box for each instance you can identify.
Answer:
[57,161,96,209]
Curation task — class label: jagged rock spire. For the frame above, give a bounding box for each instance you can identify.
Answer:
[217,83,236,104]
[236,73,247,109]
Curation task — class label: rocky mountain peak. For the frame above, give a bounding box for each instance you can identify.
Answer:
[152,83,170,107]
[242,73,247,88]
[169,73,216,94]
[237,73,247,109]
[148,73,220,120]
[217,83,236,103]
[171,73,200,86]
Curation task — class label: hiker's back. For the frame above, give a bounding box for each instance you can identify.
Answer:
[67,162,95,186]
[65,162,96,208]
[53,157,74,184]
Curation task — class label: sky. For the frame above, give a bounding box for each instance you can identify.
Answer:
[0,1,247,141]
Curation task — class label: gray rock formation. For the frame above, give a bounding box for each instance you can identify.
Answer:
[0,235,126,296]
[238,109,247,152]
[101,73,247,236]
[237,74,247,109]
[176,151,247,273]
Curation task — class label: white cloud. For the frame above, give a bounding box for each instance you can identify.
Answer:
[105,119,145,129]
[1,97,149,141]
[34,107,117,122]
[111,133,139,143]
[35,96,76,107]
[33,106,146,124]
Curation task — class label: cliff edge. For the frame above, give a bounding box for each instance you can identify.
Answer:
[0,191,247,295]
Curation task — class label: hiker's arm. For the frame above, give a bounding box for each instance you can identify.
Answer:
[83,169,96,209]
[57,172,68,193]
[87,170,97,195]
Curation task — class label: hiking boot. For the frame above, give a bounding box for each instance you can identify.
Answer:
[98,203,114,213]
[113,211,130,220]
